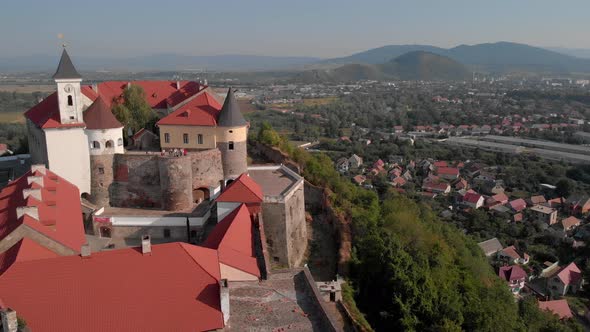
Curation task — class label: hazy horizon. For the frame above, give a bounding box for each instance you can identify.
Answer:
[2,0,590,58]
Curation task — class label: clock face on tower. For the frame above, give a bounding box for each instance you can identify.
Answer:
[64,84,73,93]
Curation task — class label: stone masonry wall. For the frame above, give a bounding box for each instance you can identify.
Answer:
[159,156,193,211]
[218,141,248,179]
[105,149,224,210]
[189,149,224,189]
[285,180,307,267]
[89,154,115,207]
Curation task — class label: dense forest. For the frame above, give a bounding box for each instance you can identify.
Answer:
[252,122,583,331]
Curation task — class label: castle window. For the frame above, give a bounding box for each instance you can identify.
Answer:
[229,130,233,133]
[105,140,114,148]
[117,138,123,146]
[228,141,234,150]
[98,167,104,174]
[164,133,170,143]
[183,133,189,144]
[164,229,171,238]
[67,95,73,106]
[197,134,203,144]
[92,141,100,149]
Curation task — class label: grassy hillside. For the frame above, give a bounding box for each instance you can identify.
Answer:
[380,51,471,81]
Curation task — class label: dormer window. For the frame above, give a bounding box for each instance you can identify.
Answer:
[67,95,73,106]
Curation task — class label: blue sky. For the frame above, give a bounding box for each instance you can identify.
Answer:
[2,0,589,58]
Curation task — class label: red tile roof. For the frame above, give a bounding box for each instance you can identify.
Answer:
[216,173,263,203]
[156,91,221,126]
[508,198,527,212]
[82,80,206,109]
[434,161,448,168]
[556,262,582,286]
[82,96,123,130]
[561,216,581,230]
[464,192,483,204]
[203,204,260,278]
[500,245,522,260]
[0,242,224,332]
[0,167,85,273]
[437,167,459,176]
[24,93,85,129]
[538,300,573,319]
[498,265,527,282]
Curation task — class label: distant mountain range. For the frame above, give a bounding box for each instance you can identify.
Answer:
[0,54,321,72]
[324,42,590,73]
[293,51,470,82]
[2,42,590,75]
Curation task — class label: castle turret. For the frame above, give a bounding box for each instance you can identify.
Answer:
[216,88,248,180]
[84,96,124,206]
[54,48,84,124]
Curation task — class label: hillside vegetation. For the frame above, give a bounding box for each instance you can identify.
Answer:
[253,122,583,332]
[292,51,470,82]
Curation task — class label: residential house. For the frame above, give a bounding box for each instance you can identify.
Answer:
[508,199,527,213]
[547,197,565,209]
[353,175,366,185]
[335,158,350,173]
[401,170,413,181]
[561,216,581,232]
[437,167,460,180]
[538,300,573,320]
[391,177,406,188]
[486,192,509,209]
[530,204,558,225]
[527,195,547,206]
[478,238,503,257]
[393,126,404,134]
[453,178,468,191]
[498,265,527,294]
[481,180,505,195]
[433,161,448,168]
[422,182,451,195]
[548,262,583,297]
[498,245,530,265]
[348,154,363,169]
[463,192,485,209]
[566,196,590,216]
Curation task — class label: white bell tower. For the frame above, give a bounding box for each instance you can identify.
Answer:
[53,47,84,124]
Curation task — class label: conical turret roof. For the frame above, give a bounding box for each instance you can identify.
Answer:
[83,96,123,130]
[52,48,81,80]
[217,88,246,127]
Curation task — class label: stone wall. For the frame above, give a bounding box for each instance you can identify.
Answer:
[159,156,192,211]
[189,149,224,189]
[299,266,340,332]
[111,154,162,208]
[218,140,248,179]
[89,154,115,207]
[285,180,307,267]
[105,149,224,210]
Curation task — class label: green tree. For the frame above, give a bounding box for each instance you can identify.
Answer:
[111,85,157,133]
[555,178,572,198]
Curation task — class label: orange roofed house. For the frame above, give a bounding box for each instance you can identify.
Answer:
[0,240,228,332]
[0,165,86,273]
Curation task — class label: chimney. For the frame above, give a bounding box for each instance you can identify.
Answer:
[30,164,46,175]
[27,175,44,187]
[16,206,39,221]
[219,279,230,325]
[22,188,42,201]
[176,81,181,89]
[141,235,151,255]
[92,83,99,94]
[81,243,91,258]
[0,308,17,332]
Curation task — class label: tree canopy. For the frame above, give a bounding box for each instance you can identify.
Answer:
[111,85,157,134]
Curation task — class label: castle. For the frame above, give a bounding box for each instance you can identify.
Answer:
[25,48,247,210]
[23,48,307,268]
